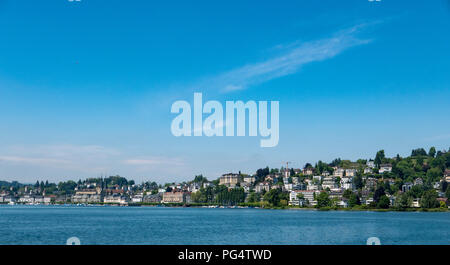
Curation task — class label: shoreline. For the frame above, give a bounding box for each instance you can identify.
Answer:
[1,202,448,212]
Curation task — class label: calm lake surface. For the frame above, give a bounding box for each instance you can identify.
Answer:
[0,205,449,245]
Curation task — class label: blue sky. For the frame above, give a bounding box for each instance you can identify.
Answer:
[1,0,450,183]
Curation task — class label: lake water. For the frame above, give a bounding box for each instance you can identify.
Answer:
[0,205,449,245]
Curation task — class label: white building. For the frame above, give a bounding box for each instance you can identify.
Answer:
[291,190,319,206]
[188,183,201,193]
[334,168,345,177]
[307,184,320,191]
[322,177,338,190]
[289,191,305,206]
[284,183,293,191]
[340,177,353,190]
[255,182,270,193]
[34,196,44,203]
[131,194,143,203]
[241,182,251,193]
[104,195,128,204]
[367,160,375,168]
[243,176,255,184]
[18,195,34,204]
[313,175,323,182]
[345,169,357,177]
[363,167,372,174]
[379,164,392,174]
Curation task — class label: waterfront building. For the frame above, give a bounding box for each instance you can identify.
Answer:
[337,200,349,208]
[55,196,69,204]
[292,190,319,206]
[289,191,305,206]
[18,195,34,204]
[4,196,16,203]
[72,194,102,203]
[34,196,44,203]
[103,194,128,204]
[131,194,143,203]
[44,196,55,204]
[143,194,162,203]
[162,191,191,203]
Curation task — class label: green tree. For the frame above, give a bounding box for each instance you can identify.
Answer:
[426,167,442,182]
[193,175,208,183]
[377,195,390,209]
[374,150,385,168]
[354,175,363,189]
[420,190,439,208]
[316,192,331,208]
[411,148,427,157]
[343,189,353,199]
[373,186,385,203]
[263,188,287,207]
[395,193,412,209]
[247,192,260,203]
[428,147,436,158]
[348,194,361,207]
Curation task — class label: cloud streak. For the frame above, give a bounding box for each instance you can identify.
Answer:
[123,157,185,167]
[197,23,373,92]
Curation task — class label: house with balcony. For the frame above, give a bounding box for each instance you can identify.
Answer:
[322,177,338,190]
[379,164,392,174]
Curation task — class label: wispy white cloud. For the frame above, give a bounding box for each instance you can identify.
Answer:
[123,157,185,167]
[0,156,71,166]
[424,133,450,142]
[0,144,120,174]
[0,144,190,182]
[196,23,373,93]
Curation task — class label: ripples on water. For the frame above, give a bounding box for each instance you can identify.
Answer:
[0,205,449,245]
